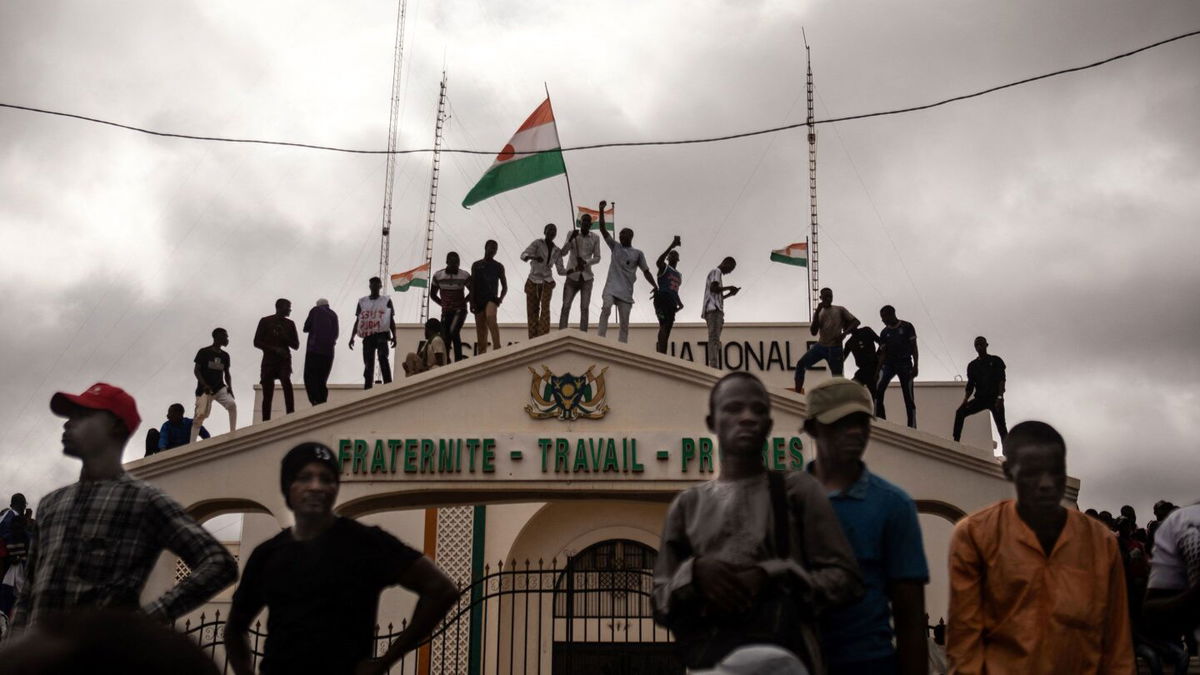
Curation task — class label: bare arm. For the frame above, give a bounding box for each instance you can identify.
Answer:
[498,266,508,303]
[349,304,361,348]
[888,581,928,675]
[194,363,213,395]
[810,305,823,336]
[430,279,443,306]
[366,557,459,673]
[387,299,397,346]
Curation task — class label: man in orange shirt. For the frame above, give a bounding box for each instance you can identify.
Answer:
[947,421,1135,674]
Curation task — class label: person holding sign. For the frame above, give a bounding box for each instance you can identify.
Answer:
[349,277,396,390]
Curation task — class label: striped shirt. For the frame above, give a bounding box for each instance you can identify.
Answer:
[12,473,237,631]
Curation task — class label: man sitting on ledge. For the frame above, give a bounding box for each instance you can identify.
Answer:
[402,318,448,377]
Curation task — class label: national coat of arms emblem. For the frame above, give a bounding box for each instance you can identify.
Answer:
[524,365,609,420]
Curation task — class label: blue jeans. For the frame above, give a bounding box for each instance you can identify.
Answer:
[794,344,843,390]
[875,361,916,428]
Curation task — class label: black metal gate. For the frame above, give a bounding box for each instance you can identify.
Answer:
[179,546,681,675]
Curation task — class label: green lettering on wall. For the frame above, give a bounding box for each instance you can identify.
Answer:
[538,438,552,472]
[403,439,418,474]
[482,438,496,473]
[353,440,369,474]
[555,438,570,473]
[630,439,644,473]
[370,440,387,473]
[438,439,455,473]
[466,438,479,472]
[681,438,696,472]
[337,439,352,474]
[789,437,805,470]
[388,439,402,473]
[573,439,589,473]
[699,437,714,473]
[602,440,620,473]
[772,437,786,470]
[419,439,435,473]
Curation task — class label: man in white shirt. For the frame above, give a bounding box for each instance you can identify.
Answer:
[520,223,560,339]
[1144,502,1200,646]
[596,201,655,344]
[556,214,602,332]
[702,257,739,369]
[349,277,396,389]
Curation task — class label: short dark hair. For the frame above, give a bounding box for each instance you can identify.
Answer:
[485,239,497,248]
[275,298,290,310]
[1002,420,1065,461]
[10,493,25,508]
[369,276,382,285]
[708,371,766,415]
[168,403,185,415]
[881,304,896,315]
[425,317,442,333]
[212,327,227,339]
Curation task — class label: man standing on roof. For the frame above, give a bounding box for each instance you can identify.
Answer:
[430,252,472,362]
[653,236,684,354]
[597,201,655,344]
[469,240,507,355]
[875,305,918,429]
[520,223,560,339]
[843,325,881,390]
[9,384,236,634]
[349,278,396,390]
[190,327,236,444]
[793,288,859,393]
[225,442,458,675]
[255,299,300,421]
[557,213,602,332]
[702,257,739,369]
[302,299,339,406]
[953,336,1007,443]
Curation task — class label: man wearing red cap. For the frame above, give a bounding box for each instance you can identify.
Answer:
[9,383,237,633]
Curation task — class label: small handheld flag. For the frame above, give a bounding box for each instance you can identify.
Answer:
[576,205,614,232]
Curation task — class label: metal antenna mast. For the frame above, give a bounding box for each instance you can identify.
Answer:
[377,0,409,282]
[419,73,448,324]
[804,31,820,312]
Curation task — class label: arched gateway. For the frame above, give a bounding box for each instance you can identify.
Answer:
[129,326,1078,675]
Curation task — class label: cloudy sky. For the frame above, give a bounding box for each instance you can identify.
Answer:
[2,0,1198,524]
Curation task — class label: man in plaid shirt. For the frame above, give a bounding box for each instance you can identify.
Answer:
[9,383,237,633]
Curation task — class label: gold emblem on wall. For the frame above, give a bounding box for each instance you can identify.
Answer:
[525,365,609,421]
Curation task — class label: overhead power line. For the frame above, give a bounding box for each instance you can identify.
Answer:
[0,29,1196,156]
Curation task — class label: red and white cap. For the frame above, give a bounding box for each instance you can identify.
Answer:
[50,382,141,435]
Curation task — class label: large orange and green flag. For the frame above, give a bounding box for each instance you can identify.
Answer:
[769,242,808,267]
[576,205,614,232]
[391,262,431,292]
[462,99,566,208]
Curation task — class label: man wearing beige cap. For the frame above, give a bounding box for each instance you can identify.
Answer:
[804,378,929,675]
[9,383,236,633]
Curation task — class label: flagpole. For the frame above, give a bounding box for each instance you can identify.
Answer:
[805,236,812,319]
[544,83,577,232]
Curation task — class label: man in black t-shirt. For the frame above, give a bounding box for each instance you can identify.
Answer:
[191,327,236,443]
[226,443,458,675]
[953,336,1007,442]
[470,240,508,355]
[254,299,299,421]
[874,305,918,428]
[843,326,880,390]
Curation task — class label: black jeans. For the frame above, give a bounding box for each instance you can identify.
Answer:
[441,309,468,362]
[260,361,294,422]
[654,296,676,354]
[875,360,916,428]
[361,332,392,389]
[954,396,1007,441]
[304,352,334,405]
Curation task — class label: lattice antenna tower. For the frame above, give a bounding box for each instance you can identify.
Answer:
[804,31,820,312]
[377,0,409,282]
[419,73,448,323]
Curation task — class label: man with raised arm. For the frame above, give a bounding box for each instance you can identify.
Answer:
[348,278,396,389]
[947,421,1134,674]
[653,236,683,354]
[556,213,602,332]
[793,288,859,394]
[596,201,655,344]
[652,372,862,673]
[10,384,236,634]
[519,223,560,339]
[702,256,739,369]
[226,443,458,675]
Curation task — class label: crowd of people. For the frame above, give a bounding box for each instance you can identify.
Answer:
[1,375,1196,675]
